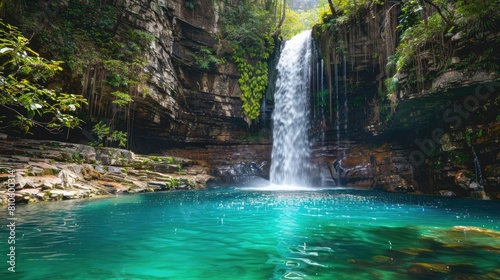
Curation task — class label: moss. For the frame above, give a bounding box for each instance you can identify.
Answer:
[40,169,57,176]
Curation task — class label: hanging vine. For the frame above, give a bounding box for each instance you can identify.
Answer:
[220,0,281,124]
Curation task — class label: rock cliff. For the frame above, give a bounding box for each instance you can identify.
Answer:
[121,0,251,150]
[311,2,500,198]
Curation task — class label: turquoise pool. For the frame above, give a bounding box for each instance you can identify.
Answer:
[1,186,499,279]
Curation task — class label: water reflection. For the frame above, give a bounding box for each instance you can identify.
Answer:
[0,188,499,279]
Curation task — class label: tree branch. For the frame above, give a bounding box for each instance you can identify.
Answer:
[328,0,336,15]
[422,0,454,27]
[272,0,286,37]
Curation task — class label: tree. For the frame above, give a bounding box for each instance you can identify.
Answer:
[0,20,86,134]
[281,8,306,39]
[327,0,335,14]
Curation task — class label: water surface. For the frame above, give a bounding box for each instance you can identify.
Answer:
[1,187,499,279]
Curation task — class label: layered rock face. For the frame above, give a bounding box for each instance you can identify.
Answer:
[114,0,274,181]
[311,3,500,198]
[124,0,499,197]
[0,138,214,204]
[121,0,250,150]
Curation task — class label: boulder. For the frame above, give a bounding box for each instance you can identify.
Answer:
[57,170,79,189]
[455,169,483,191]
[437,190,456,197]
[95,147,135,165]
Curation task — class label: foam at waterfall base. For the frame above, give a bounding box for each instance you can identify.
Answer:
[238,177,336,191]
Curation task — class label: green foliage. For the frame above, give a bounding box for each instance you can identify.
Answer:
[110,91,133,107]
[384,77,398,99]
[330,0,378,18]
[0,20,87,133]
[222,2,275,59]
[72,152,84,164]
[398,0,421,33]
[389,0,500,90]
[91,121,127,148]
[185,0,201,9]
[282,3,332,39]
[475,129,483,139]
[91,121,110,145]
[281,9,305,39]
[221,0,278,122]
[351,94,362,108]
[233,45,272,121]
[455,0,500,39]
[5,0,154,140]
[192,48,223,70]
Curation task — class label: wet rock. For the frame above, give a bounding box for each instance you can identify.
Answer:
[484,164,500,187]
[437,190,456,197]
[218,162,267,184]
[39,176,62,190]
[450,226,500,238]
[470,190,489,200]
[1,137,215,205]
[14,173,27,188]
[339,155,374,186]
[395,247,433,256]
[407,262,451,277]
[440,133,465,152]
[371,255,392,264]
[148,181,170,190]
[455,170,475,190]
[49,190,83,200]
[107,166,124,174]
[81,165,101,180]
[377,175,415,193]
[454,169,485,195]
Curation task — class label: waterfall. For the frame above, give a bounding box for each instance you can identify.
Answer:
[270,30,312,186]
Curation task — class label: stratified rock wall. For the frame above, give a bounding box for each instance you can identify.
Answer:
[312,3,500,198]
[122,0,249,150]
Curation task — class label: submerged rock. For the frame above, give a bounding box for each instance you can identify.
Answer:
[407,262,451,277]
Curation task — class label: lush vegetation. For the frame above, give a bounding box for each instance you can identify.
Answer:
[315,0,499,123]
[1,0,155,147]
[389,0,500,95]
[282,0,332,39]
[0,20,86,134]
[221,0,285,123]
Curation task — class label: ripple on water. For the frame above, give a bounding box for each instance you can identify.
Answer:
[1,187,499,280]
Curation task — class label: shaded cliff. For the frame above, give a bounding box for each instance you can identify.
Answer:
[119,0,251,149]
[2,0,261,150]
[1,0,272,187]
[311,1,500,198]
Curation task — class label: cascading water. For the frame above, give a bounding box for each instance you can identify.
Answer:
[270,30,312,186]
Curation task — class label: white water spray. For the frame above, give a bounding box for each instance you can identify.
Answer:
[270,30,313,186]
